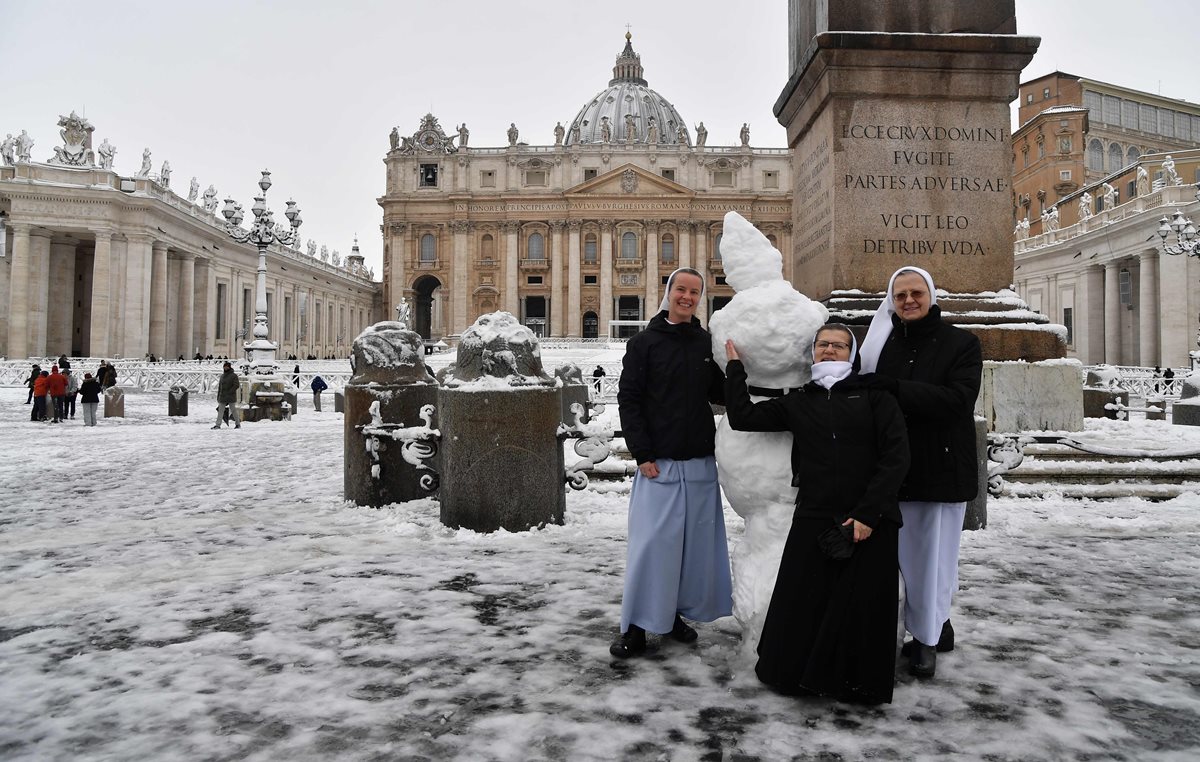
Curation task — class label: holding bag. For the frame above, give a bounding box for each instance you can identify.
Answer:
[817,521,855,561]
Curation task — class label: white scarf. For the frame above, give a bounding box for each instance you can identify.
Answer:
[810,331,857,390]
[857,265,938,374]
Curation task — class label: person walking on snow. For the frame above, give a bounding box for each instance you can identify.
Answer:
[214,361,240,429]
[78,373,102,426]
[311,375,328,412]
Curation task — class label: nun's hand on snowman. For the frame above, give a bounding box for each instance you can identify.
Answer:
[724,340,740,362]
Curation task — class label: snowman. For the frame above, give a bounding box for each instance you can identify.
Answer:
[708,211,828,657]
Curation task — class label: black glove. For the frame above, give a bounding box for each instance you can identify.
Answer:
[856,373,898,393]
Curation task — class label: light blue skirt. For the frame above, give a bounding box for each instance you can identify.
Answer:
[619,456,733,634]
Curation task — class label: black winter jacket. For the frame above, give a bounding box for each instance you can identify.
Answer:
[618,311,725,465]
[78,379,102,404]
[875,305,982,502]
[724,360,909,528]
[217,370,240,404]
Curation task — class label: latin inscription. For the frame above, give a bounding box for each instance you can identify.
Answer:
[794,135,832,266]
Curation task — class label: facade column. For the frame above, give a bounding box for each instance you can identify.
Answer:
[504,221,520,315]
[694,224,709,324]
[1081,265,1105,365]
[6,224,32,358]
[89,229,113,358]
[567,220,582,337]
[47,240,77,355]
[599,221,614,336]
[1138,250,1159,367]
[644,220,659,320]
[193,258,211,356]
[677,220,692,270]
[549,220,565,336]
[451,220,469,334]
[1103,261,1122,365]
[123,234,153,359]
[149,241,169,357]
[388,222,408,317]
[28,230,52,357]
[178,252,196,359]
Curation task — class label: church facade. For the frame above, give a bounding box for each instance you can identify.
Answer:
[379,34,794,339]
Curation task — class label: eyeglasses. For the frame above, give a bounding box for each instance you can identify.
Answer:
[892,289,927,302]
[815,340,850,351]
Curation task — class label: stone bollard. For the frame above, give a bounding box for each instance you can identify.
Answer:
[1145,397,1167,422]
[168,386,189,416]
[103,387,125,418]
[344,322,440,507]
[1082,366,1129,419]
[334,391,345,413]
[283,391,298,417]
[964,416,988,530]
[555,364,590,426]
[1172,373,1200,427]
[438,311,565,532]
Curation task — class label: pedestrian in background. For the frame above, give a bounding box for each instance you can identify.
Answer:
[46,365,68,423]
[64,369,79,419]
[32,370,49,422]
[25,364,41,404]
[79,373,102,427]
[311,375,328,412]
[214,361,241,429]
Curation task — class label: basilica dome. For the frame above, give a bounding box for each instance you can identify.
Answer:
[564,33,691,147]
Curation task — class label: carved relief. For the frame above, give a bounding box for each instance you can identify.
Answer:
[620,168,639,194]
[396,113,458,155]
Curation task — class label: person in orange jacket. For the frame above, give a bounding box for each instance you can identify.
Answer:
[32,371,49,422]
[46,365,69,423]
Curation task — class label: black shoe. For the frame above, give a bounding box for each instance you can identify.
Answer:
[669,614,698,644]
[901,619,956,656]
[909,643,936,679]
[609,625,646,659]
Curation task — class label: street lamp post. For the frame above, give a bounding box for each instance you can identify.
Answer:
[221,170,302,379]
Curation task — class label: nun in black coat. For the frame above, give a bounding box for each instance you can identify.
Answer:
[724,324,909,704]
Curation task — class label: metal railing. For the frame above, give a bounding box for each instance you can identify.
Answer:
[1082,364,1190,399]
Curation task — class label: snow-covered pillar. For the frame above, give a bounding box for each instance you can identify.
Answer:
[6,224,32,358]
[677,219,692,269]
[1138,250,1159,367]
[599,221,614,336]
[567,220,581,337]
[1103,261,1121,365]
[451,220,469,334]
[550,220,565,337]
[178,252,196,359]
[694,224,709,324]
[644,221,659,319]
[504,221,520,315]
[27,229,52,357]
[149,241,169,357]
[89,229,113,358]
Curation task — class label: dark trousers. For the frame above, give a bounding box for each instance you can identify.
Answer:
[32,396,47,421]
[52,396,65,422]
[26,386,34,403]
[64,393,77,417]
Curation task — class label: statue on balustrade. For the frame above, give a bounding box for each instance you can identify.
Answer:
[458,123,470,148]
[600,116,612,144]
[160,160,172,187]
[554,121,565,145]
[188,177,199,203]
[1162,155,1182,186]
[0,134,15,165]
[136,148,152,178]
[97,138,116,170]
[507,123,519,146]
[1078,192,1093,221]
[49,111,95,166]
[320,245,329,262]
[695,121,708,147]
[307,239,318,257]
[624,112,636,142]
[16,130,34,162]
[1136,165,1149,196]
[740,122,750,147]
[646,117,659,145]
[1100,182,1117,210]
[202,184,219,213]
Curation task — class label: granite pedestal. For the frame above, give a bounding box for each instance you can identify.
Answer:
[103,388,124,418]
[168,386,188,416]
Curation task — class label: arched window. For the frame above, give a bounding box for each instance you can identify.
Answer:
[1108,143,1123,172]
[481,234,494,260]
[420,233,436,262]
[713,232,723,261]
[584,233,597,263]
[528,232,545,260]
[582,311,598,339]
[620,231,637,259]
[1086,139,1104,172]
[1126,146,1140,165]
[660,234,675,264]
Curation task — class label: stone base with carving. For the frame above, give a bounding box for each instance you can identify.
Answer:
[1083,389,1129,420]
[977,360,1084,433]
[103,388,125,418]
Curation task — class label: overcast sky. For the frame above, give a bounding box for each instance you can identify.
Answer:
[4,1,1198,275]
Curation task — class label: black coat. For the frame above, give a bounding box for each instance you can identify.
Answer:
[79,379,102,404]
[724,360,909,528]
[217,370,240,404]
[875,305,982,503]
[618,311,724,465]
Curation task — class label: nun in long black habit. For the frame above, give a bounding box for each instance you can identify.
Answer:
[724,324,909,704]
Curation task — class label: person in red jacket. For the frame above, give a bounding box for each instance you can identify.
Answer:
[32,371,49,422]
[46,365,69,423]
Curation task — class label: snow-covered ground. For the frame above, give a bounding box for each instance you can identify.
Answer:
[2,385,1200,761]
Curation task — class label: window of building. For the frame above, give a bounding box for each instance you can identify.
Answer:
[527,275,543,285]
[481,233,494,260]
[1026,93,1034,105]
[314,301,321,342]
[1086,139,1104,172]
[1122,100,1138,130]
[660,233,674,264]
[712,170,734,187]
[1160,109,1176,138]
[527,232,545,260]
[662,275,670,285]
[1063,307,1073,345]
[1127,180,1137,198]
[715,277,728,287]
[1140,103,1157,133]
[419,164,438,188]
[661,168,675,181]
[480,170,496,187]
[713,232,723,261]
[1118,268,1133,307]
[583,168,598,181]
[1127,146,1140,165]
[1042,87,1051,99]
[584,233,597,263]
[1083,91,1102,121]
[583,274,597,285]
[1102,95,1121,125]
[763,170,779,189]
[216,283,227,336]
[525,170,547,186]
[620,231,637,259]
[1060,170,1072,181]
[1022,146,1029,168]
[1037,139,1045,160]
[582,312,598,339]
[420,233,436,262]
[1108,143,1124,172]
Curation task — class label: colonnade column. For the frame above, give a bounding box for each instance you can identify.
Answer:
[550,220,565,337]
[693,224,709,324]
[1081,265,1105,365]
[47,239,77,355]
[193,259,210,356]
[1138,250,1159,367]
[89,229,113,358]
[149,241,169,357]
[644,221,659,320]
[7,224,32,358]
[1103,261,1122,365]
[567,220,582,337]
[179,252,196,359]
[599,221,614,336]
[504,221,520,315]
[451,220,469,334]
[124,234,153,359]
[28,230,52,356]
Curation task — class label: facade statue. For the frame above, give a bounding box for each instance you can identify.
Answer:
[307,239,317,257]
[646,117,659,145]
[1046,206,1060,231]
[458,123,469,148]
[695,122,707,147]
[136,148,152,178]
[332,250,341,267]
[187,177,199,203]
[554,121,565,146]
[624,112,636,142]
[97,138,116,170]
[320,245,329,262]
[677,124,688,145]
[1100,182,1117,210]
[49,111,96,166]
[16,130,34,163]
[600,116,611,143]
[568,122,579,144]
[160,160,171,187]
[202,184,219,213]
[0,134,15,165]
[395,297,411,328]
[1014,217,1029,241]
[1162,155,1182,186]
[389,127,399,151]
[507,123,519,146]
[1136,165,1149,196]
[740,122,751,147]
[1078,192,1093,221]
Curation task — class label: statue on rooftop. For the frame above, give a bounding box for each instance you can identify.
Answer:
[1078,192,1093,221]
[646,117,659,145]
[49,111,95,166]
[740,122,750,147]
[1136,165,1149,196]
[600,116,611,144]
[307,239,317,257]
[188,177,199,202]
[320,245,329,262]
[1100,182,1117,210]
[507,123,519,146]
[458,123,470,148]
[624,112,635,142]
[332,250,341,267]
[0,134,15,165]
[136,148,152,178]
[1162,155,1182,186]
[202,184,219,213]
[97,138,116,170]
[554,121,565,146]
[16,130,34,163]
[159,160,171,187]
[695,122,707,147]
[677,123,688,145]
[389,126,399,151]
